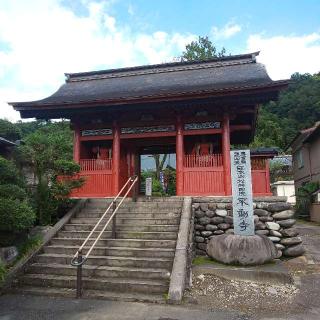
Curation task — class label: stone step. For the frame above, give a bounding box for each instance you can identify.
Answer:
[63,224,179,232]
[88,197,182,203]
[27,263,171,280]
[19,274,168,294]
[57,230,178,240]
[85,202,182,209]
[76,212,181,219]
[50,238,177,248]
[43,245,175,258]
[13,286,165,303]
[35,254,173,269]
[80,207,181,215]
[70,217,181,225]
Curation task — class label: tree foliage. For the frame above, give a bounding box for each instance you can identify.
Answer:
[0,119,21,141]
[18,121,83,225]
[252,72,320,151]
[0,156,35,245]
[181,36,226,61]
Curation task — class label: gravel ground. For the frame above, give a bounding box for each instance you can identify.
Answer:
[184,273,300,317]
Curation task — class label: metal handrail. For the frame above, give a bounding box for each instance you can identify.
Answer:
[70,175,138,297]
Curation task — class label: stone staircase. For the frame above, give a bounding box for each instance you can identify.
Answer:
[14,198,183,302]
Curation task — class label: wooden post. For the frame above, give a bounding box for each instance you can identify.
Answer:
[73,126,81,163]
[176,115,184,196]
[112,121,120,195]
[265,158,271,194]
[222,113,232,195]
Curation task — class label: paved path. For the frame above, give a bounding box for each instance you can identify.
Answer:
[0,294,246,320]
[296,221,320,263]
[0,293,320,320]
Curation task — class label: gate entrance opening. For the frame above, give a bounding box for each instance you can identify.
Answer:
[139,144,176,196]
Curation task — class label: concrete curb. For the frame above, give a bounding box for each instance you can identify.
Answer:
[168,197,192,304]
[0,199,87,293]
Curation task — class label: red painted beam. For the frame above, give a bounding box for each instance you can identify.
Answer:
[230,124,252,131]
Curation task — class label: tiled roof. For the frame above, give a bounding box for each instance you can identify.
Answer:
[10,52,289,114]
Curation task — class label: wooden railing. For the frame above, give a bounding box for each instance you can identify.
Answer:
[184,154,223,168]
[80,159,112,171]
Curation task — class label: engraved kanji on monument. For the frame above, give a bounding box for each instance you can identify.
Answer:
[230,150,254,236]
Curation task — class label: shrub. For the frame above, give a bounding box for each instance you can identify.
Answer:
[295,181,319,217]
[0,184,27,200]
[0,156,21,184]
[0,262,7,286]
[0,199,35,233]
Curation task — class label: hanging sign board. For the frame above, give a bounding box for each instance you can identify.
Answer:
[145,177,152,197]
[230,150,254,236]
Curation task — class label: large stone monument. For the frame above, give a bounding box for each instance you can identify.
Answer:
[207,150,277,265]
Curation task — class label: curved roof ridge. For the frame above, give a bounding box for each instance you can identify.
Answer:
[65,52,260,82]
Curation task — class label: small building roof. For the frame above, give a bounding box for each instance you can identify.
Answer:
[0,137,17,147]
[10,52,289,119]
[288,121,320,151]
[250,147,279,157]
[271,180,294,186]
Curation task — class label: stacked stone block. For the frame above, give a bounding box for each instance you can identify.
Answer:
[193,199,304,258]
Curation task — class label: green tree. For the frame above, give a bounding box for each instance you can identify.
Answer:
[0,156,35,246]
[253,72,320,151]
[0,119,21,141]
[19,121,83,225]
[181,36,226,61]
[152,154,168,180]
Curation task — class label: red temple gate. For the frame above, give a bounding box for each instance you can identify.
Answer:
[11,52,287,198]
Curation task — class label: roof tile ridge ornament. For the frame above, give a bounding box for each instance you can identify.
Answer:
[65,52,260,83]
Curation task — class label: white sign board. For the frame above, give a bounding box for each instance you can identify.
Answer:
[230,150,255,236]
[145,177,152,197]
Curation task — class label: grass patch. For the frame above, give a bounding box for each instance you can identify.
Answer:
[0,262,7,287]
[0,235,43,288]
[193,256,219,266]
[16,235,43,261]
[296,219,320,227]
[163,293,169,301]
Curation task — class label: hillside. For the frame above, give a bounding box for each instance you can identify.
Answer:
[252,72,320,151]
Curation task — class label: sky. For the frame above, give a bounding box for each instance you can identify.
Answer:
[0,0,320,122]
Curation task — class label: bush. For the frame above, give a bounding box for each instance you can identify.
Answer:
[0,184,27,200]
[0,262,7,286]
[295,181,319,217]
[0,156,21,184]
[0,199,35,233]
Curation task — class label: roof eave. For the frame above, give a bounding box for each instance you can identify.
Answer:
[10,80,290,112]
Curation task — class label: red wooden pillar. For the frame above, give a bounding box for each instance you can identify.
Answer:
[112,121,120,195]
[222,113,232,195]
[176,115,184,196]
[265,158,271,194]
[73,126,81,163]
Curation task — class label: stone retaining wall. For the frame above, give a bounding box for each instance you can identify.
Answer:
[192,197,304,259]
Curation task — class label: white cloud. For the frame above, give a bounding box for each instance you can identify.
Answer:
[247,33,320,80]
[211,22,241,40]
[0,0,195,121]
